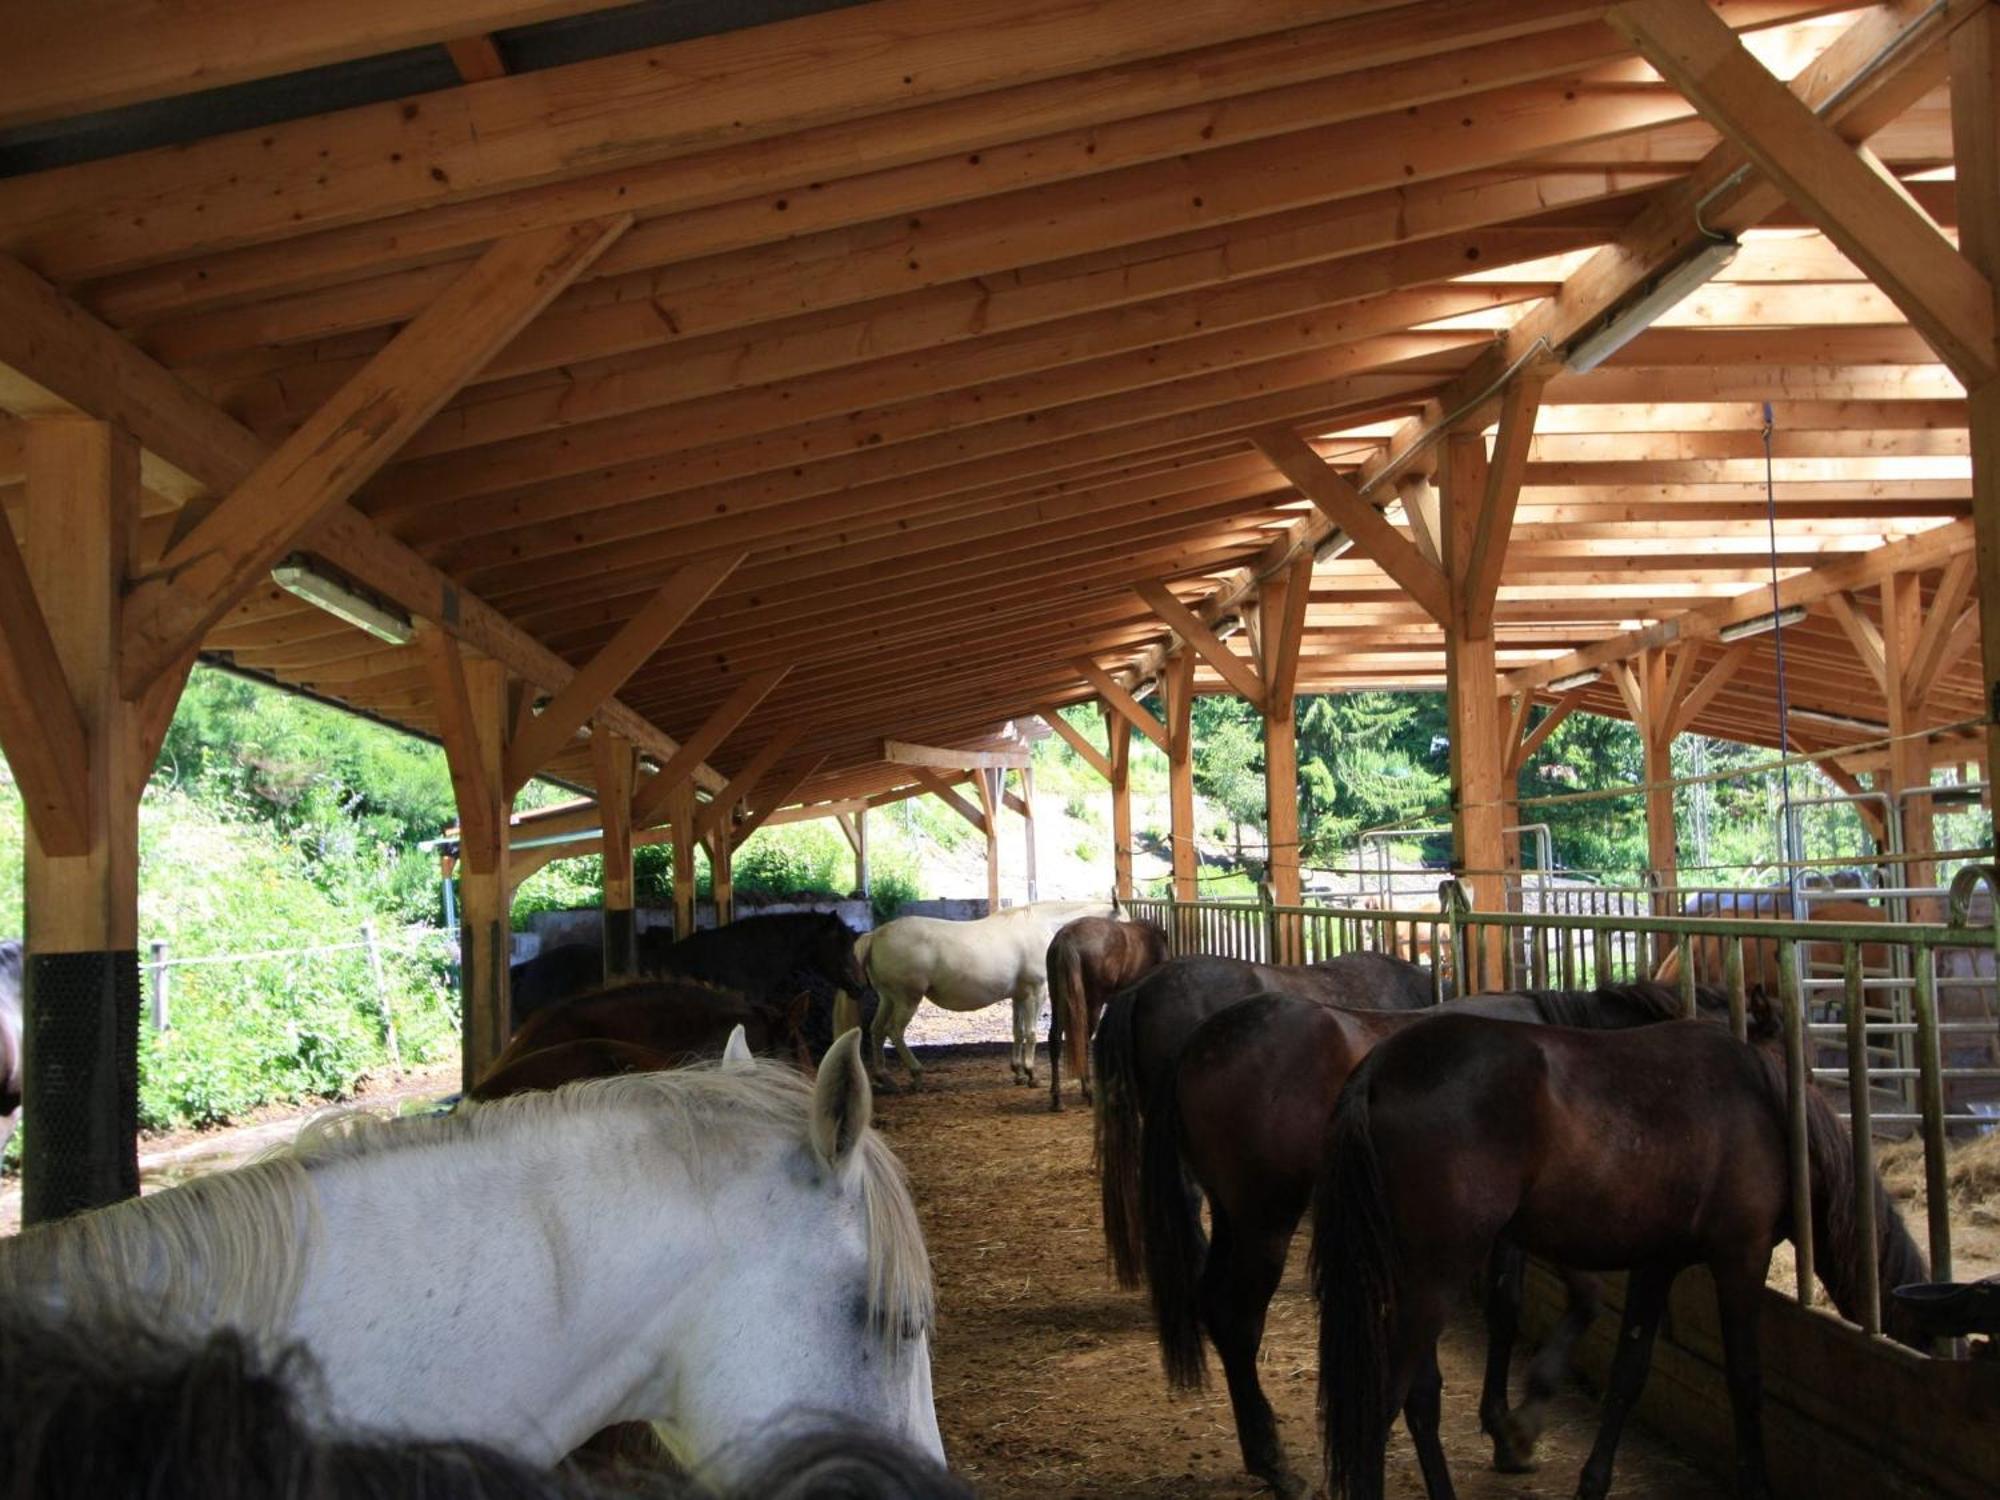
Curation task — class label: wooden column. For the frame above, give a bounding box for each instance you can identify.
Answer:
[973,768,1002,912]
[1020,765,1039,903]
[854,807,870,898]
[1951,9,2000,838]
[1879,573,1939,903]
[707,828,735,927]
[16,419,157,1223]
[667,777,697,938]
[1442,432,1509,988]
[1106,710,1134,901]
[1259,554,1311,962]
[1162,651,1198,909]
[419,630,511,1094]
[1639,647,1680,924]
[591,728,637,980]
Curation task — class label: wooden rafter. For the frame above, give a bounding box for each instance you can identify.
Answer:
[503,550,741,793]
[732,757,830,848]
[120,216,628,694]
[630,665,791,827]
[693,729,801,844]
[1133,578,1265,711]
[0,485,89,852]
[1255,426,1450,625]
[1035,706,1113,781]
[1608,0,1998,388]
[1457,373,1543,637]
[1073,658,1169,752]
[910,767,989,834]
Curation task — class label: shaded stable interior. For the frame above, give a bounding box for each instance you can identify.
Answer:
[1,1,1999,1482]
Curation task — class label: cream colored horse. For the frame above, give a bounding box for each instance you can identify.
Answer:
[0,1033,941,1482]
[846,900,1116,1087]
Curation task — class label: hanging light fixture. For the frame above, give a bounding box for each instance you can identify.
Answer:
[1547,667,1602,692]
[270,556,414,645]
[1717,604,1806,644]
[1563,237,1740,374]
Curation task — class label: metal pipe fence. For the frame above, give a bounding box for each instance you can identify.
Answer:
[1129,867,2000,1341]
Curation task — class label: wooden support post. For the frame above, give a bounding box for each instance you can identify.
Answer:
[707,828,735,928]
[17,417,157,1223]
[1162,651,1199,926]
[1259,553,1311,962]
[1021,765,1039,903]
[1879,574,1937,905]
[418,628,510,1093]
[1639,646,1680,955]
[667,777,697,940]
[1443,426,1513,989]
[973,768,1003,912]
[591,728,637,981]
[1951,8,2000,845]
[1106,709,1134,902]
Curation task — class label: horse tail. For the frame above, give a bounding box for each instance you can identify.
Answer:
[1139,1066,1207,1389]
[1049,940,1091,1086]
[1092,986,1147,1287]
[1313,1056,1396,1500]
[1753,1047,1929,1346]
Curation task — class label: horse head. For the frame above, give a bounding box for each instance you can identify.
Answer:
[671,1032,941,1480]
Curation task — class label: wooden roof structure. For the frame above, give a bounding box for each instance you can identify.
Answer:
[1,0,1994,832]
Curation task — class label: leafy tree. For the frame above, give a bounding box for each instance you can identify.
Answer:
[1294,692,1451,860]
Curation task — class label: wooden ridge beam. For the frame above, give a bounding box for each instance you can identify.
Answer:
[1500,517,1977,693]
[1608,0,1997,388]
[629,665,790,828]
[0,499,90,852]
[1134,578,1265,711]
[119,216,627,694]
[1255,425,1450,624]
[502,549,740,792]
[883,738,1033,771]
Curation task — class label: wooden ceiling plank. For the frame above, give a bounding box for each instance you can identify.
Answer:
[118,215,629,695]
[1255,425,1451,624]
[6,0,1427,278]
[501,549,742,793]
[1609,0,1997,387]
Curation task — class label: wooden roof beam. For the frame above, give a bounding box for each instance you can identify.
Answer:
[1255,426,1450,624]
[693,729,801,844]
[731,756,831,848]
[1609,0,1997,388]
[908,768,990,836]
[1500,516,1976,693]
[1072,657,1169,752]
[628,666,791,829]
[1133,578,1266,712]
[502,549,741,794]
[1035,706,1113,781]
[0,497,90,852]
[119,216,628,695]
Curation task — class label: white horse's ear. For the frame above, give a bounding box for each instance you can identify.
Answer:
[810,1028,873,1172]
[722,1024,754,1070]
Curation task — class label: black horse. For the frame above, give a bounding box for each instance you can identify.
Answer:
[510,912,867,1046]
[1315,1013,1927,1500]
[1140,981,1731,1496]
[1092,951,1438,1286]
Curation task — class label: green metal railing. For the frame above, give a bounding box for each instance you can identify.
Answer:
[1128,866,2000,1340]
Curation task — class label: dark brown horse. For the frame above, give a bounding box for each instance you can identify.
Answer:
[1092,951,1437,1287]
[1044,916,1169,1112]
[469,1037,683,1101]
[481,977,811,1091]
[1141,982,1727,1496]
[1314,1014,1927,1500]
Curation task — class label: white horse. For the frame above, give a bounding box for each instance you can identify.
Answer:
[0,1031,941,1483]
[846,900,1115,1088]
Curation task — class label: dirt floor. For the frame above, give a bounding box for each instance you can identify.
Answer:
[882,1044,1724,1500]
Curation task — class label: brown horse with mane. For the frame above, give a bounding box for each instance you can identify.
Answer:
[1093,951,1438,1288]
[1314,1013,1927,1500]
[478,976,811,1095]
[1044,916,1169,1112]
[1141,981,1730,1496]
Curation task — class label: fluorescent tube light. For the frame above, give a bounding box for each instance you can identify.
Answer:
[1717,604,1805,643]
[1563,237,1739,374]
[270,557,414,645]
[1789,707,1888,735]
[1547,668,1602,692]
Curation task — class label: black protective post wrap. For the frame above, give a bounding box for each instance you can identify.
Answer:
[603,906,638,980]
[22,948,141,1225]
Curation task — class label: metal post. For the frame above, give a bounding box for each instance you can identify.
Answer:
[1912,950,1953,1284]
[362,920,401,1075]
[1841,942,1880,1335]
[1780,940,1816,1306]
[147,939,170,1032]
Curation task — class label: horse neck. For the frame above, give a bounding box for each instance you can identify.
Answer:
[290,1113,757,1459]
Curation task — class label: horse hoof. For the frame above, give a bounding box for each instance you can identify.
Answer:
[1258,1468,1309,1500]
[1491,1416,1541,1474]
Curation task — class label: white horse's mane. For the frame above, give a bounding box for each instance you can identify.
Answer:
[0,1059,932,1354]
